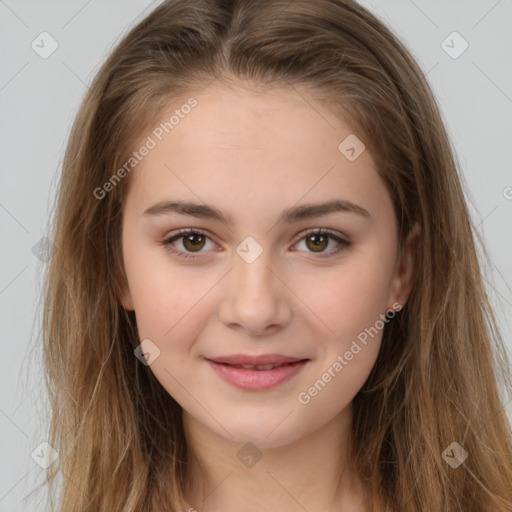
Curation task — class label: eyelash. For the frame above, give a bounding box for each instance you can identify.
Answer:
[158,228,350,260]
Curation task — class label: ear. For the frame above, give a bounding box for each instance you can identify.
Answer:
[116,267,135,311]
[121,284,135,311]
[387,221,420,310]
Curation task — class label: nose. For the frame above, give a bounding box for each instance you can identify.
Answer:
[217,249,293,337]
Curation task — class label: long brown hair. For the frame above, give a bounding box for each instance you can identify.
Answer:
[38,0,512,510]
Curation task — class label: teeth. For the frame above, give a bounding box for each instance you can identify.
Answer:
[256,364,276,370]
[230,363,280,370]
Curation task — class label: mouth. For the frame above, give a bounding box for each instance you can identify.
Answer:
[204,355,310,391]
[206,353,307,366]
[208,361,306,370]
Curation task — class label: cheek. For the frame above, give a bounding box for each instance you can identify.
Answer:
[122,239,214,346]
[294,265,390,414]
[291,251,393,403]
[130,274,214,349]
[297,253,394,344]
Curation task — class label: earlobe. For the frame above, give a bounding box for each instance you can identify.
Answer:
[117,270,135,311]
[121,287,135,311]
[387,221,420,310]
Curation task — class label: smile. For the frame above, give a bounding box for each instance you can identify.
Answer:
[205,358,309,390]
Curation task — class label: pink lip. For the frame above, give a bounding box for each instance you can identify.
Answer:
[205,355,309,391]
[207,353,305,366]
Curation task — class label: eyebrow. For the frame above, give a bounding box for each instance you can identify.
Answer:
[143,199,371,224]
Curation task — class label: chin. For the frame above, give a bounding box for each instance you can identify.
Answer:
[213,416,308,450]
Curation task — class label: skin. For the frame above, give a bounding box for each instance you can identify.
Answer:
[120,81,416,512]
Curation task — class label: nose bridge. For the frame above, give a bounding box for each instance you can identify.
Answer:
[235,245,273,294]
[218,237,291,333]
[233,240,278,306]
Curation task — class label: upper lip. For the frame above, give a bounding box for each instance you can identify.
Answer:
[205,354,308,366]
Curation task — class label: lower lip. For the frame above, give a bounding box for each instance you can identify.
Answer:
[205,359,309,390]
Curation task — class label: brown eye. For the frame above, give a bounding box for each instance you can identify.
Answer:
[305,233,329,252]
[160,229,216,259]
[294,229,350,258]
[161,228,350,261]
[182,233,206,252]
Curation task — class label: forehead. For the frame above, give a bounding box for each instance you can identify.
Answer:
[124,83,388,225]
[165,83,351,159]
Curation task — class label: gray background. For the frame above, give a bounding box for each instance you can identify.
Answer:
[1,0,511,510]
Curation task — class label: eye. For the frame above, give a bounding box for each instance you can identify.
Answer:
[159,228,350,260]
[159,228,217,259]
[292,228,350,258]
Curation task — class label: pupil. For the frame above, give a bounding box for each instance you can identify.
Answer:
[184,234,205,251]
[308,234,327,252]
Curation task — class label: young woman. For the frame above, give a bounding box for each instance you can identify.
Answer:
[40,0,512,510]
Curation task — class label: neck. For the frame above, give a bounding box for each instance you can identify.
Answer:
[182,403,366,512]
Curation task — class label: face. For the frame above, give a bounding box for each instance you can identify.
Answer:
[120,83,415,449]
